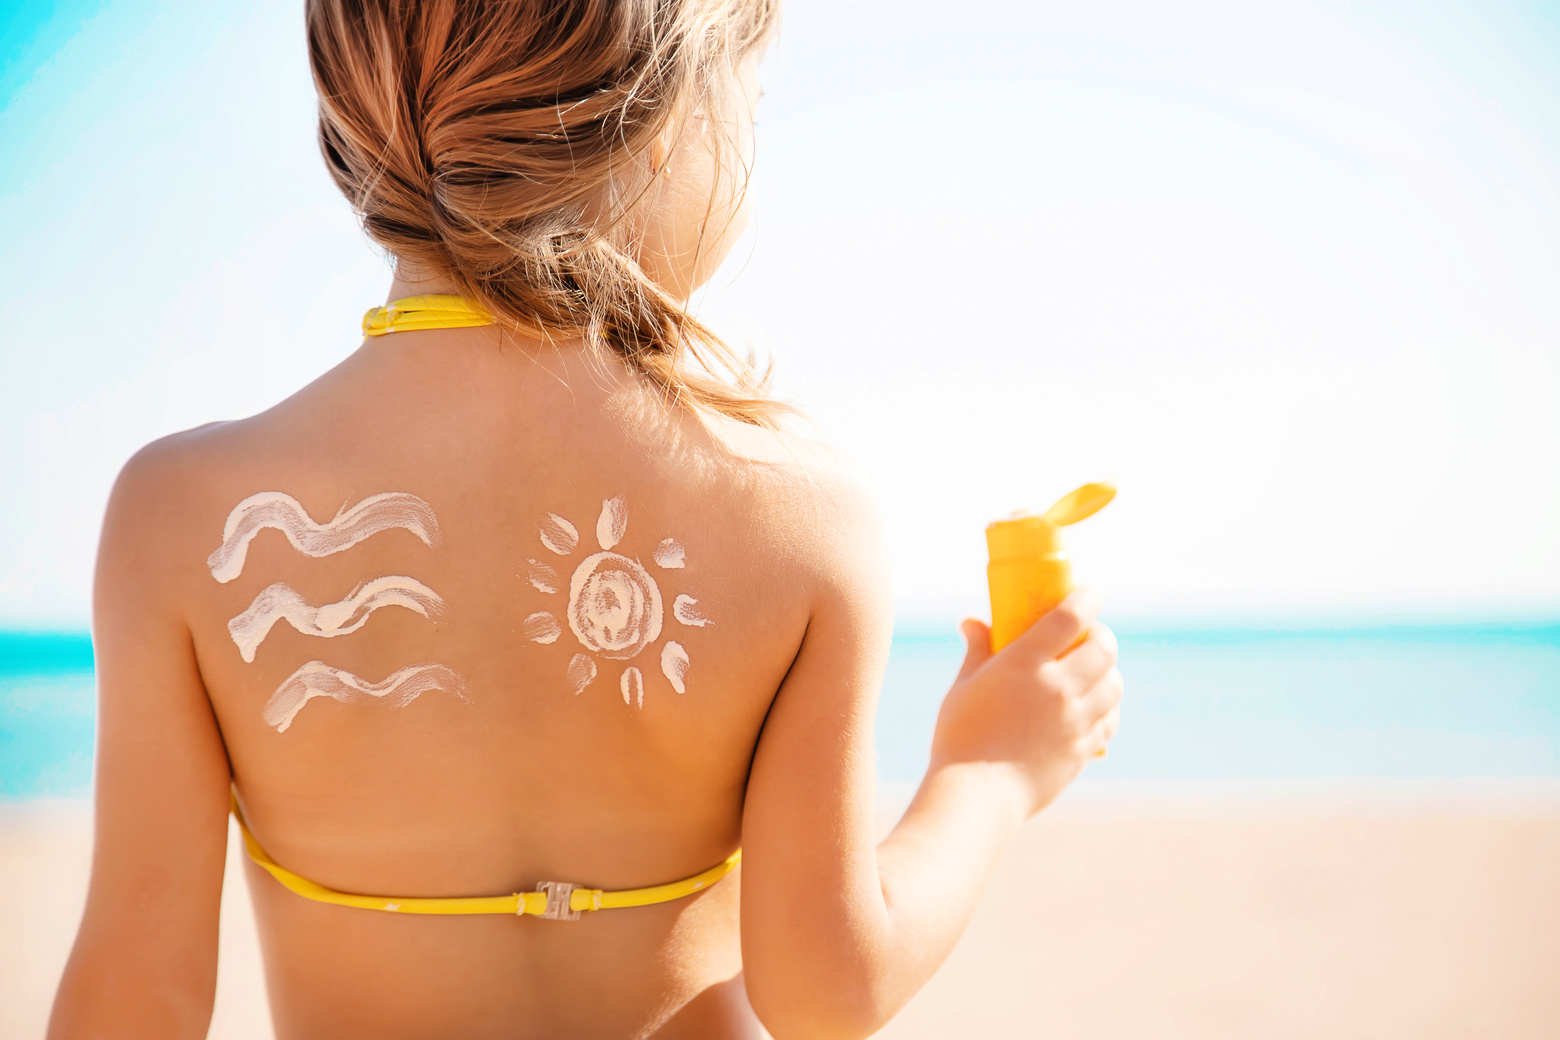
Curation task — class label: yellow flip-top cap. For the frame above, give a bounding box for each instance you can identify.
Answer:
[1041,482,1116,527]
[986,482,1115,562]
[985,514,1065,561]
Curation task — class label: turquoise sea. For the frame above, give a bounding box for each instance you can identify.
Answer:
[3,622,1558,798]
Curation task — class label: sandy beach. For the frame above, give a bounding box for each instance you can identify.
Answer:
[5,782,1558,1039]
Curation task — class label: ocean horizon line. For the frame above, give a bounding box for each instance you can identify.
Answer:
[878,614,1560,645]
[4,614,1559,676]
[13,777,1560,812]
[6,618,1559,794]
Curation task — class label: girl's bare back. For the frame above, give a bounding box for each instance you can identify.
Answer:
[51,3,1123,1036]
[160,327,839,1036]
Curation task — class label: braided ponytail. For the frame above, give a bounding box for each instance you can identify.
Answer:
[307,0,783,427]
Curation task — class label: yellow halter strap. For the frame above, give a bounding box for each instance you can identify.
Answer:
[362,295,494,337]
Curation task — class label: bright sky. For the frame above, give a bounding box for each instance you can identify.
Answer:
[2,0,1557,627]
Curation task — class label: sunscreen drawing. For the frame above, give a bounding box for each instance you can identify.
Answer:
[567,653,597,695]
[568,552,663,658]
[523,611,561,644]
[653,539,685,569]
[661,641,689,695]
[527,559,560,594]
[597,496,628,551]
[263,661,467,733]
[530,498,709,707]
[208,491,440,583]
[540,514,579,556]
[228,576,443,664]
[621,666,643,708]
[672,595,711,628]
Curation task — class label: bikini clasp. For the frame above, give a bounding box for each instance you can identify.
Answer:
[536,880,582,921]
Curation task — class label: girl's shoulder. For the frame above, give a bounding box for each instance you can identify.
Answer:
[100,382,373,604]
[701,416,889,597]
[710,416,882,524]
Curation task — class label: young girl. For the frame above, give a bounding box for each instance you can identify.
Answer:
[50,2,1122,1037]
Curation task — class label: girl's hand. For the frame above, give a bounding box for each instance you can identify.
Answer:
[929,587,1122,819]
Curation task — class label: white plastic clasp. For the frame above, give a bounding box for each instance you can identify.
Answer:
[536,880,581,921]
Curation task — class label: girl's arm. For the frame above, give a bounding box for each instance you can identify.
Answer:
[49,442,233,1039]
[741,483,1122,1040]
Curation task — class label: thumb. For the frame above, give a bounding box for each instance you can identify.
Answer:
[956,618,994,681]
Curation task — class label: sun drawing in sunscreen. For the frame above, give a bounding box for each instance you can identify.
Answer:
[527,497,707,707]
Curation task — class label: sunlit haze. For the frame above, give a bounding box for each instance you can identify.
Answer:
[2,0,1556,626]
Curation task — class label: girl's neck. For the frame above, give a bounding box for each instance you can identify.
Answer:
[385,261,462,303]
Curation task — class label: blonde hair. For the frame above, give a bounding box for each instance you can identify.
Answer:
[306,0,783,426]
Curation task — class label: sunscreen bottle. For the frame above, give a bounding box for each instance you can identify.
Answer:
[986,482,1116,652]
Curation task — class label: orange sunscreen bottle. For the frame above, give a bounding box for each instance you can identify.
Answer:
[986,482,1116,652]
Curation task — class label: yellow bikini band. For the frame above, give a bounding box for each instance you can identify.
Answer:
[362,294,493,336]
[232,797,740,921]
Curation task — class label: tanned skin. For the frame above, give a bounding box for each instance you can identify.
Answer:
[49,54,1122,1040]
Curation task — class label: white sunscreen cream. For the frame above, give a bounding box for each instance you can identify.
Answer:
[567,552,664,659]
[228,576,443,663]
[672,594,712,628]
[208,491,439,583]
[652,539,685,569]
[528,497,708,705]
[523,611,561,644]
[660,641,689,694]
[567,653,597,695]
[527,558,560,594]
[263,661,467,733]
[540,513,579,556]
[621,666,643,708]
[597,496,628,551]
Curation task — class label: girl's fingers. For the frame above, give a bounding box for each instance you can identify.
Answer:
[955,619,994,681]
[1077,667,1124,725]
[1055,623,1118,690]
[1081,706,1122,757]
[1007,587,1103,662]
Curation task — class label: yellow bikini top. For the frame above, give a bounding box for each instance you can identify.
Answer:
[233,796,740,921]
[362,294,493,336]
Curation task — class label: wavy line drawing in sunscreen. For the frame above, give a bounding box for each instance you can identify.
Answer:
[208,491,440,583]
[228,576,443,663]
[527,498,707,707]
[263,661,467,733]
